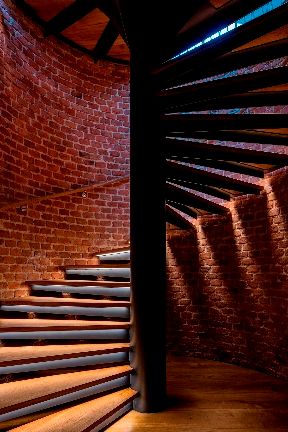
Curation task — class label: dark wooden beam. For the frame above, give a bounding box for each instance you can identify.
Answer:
[166,204,194,228]
[93,20,119,58]
[97,0,125,36]
[153,3,288,81]
[102,55,129,65]
[53,32,128,64]
[52,34,125,65]
[160,67,288,107]
[164,90,288,113]
[166,200,199,219]
[161,0,269,62]
[160,37,288,87]
[45,0,100,34]
[172,130,288,146]
[166,160,262,195]
[164,138,288,165]
[162,114,288,132]
[15,0,125,63]
[168,156,265,178]
[167,178,233,200]
[113,0,206,66]
[166,182,228,215]
[44,0,125,38]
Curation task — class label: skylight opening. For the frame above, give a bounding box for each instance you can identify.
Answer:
[171,0,287,60]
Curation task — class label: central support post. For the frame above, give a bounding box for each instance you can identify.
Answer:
[130,55,167,412]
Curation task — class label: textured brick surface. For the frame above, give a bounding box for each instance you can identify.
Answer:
[0,0,130,298]
[1,0,288,382]
[167,167,288,379]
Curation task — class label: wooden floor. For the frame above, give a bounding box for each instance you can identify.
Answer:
[107,356,288,432]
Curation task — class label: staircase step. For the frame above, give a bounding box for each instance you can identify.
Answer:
[29,281,130,298]
[0,343,131,365]
[0,319,130,332]
[0,366,132,422]
[8,388,138,432]
[0,343,130,374]
[65,264,130,280]
[1,297,130,307]
[1,297,130,318]
[0,319,130,340]
[0,344,130,375]
[96,249,130,262]
[96,246,130,255]
[29,280,131,287]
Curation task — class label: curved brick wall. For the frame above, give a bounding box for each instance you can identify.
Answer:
[167,168,288,380]
[1,0,288,383]
[0,0,130,297]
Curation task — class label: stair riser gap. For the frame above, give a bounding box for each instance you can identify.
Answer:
[1,306,130,319]
[65,269,131,278]
[32,285,130,297]
[0,330,129,340]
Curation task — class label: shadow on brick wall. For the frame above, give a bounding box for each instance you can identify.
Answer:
[166,169,288,379]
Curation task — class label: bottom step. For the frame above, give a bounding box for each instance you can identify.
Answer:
[9,388,138,432]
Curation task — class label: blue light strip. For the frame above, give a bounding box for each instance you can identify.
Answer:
[171,0,287,60]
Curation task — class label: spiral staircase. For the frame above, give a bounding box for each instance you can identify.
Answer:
[0,247,135,431]
[1,0,288,429]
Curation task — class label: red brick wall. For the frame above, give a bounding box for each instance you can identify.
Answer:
[0,0,130,298]
[2,0,288,382]
[167,167,288,379]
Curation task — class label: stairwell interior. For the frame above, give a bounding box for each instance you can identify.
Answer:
[0,248,136,431]
[1,0,288,430]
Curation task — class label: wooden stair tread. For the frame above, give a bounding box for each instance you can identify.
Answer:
[96,246,130,255]
[0,343,131,366]
[0,365,132,413]
[9,388,138,432]
[0,319,130,332]
[65,263,130,269]
[1,297,131,307]
[28,280,130,287]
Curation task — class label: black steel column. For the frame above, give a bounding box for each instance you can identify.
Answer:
[130,55,167,412]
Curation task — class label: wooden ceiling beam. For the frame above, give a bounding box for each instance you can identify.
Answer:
[166,160,262,195]
[168,156,265,178]
[153,3,288,81]
[164,138,288,165]
[173,130,288,146]
[162,114,288,132]
[160,67,288,106]
[164,90,288,113]
[45,0,101,35]
[93,20,119,58]
[167,178,233,201]
[166,182,228,215]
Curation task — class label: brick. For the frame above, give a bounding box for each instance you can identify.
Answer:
[0,0,130,298]
[167,168,288,381]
